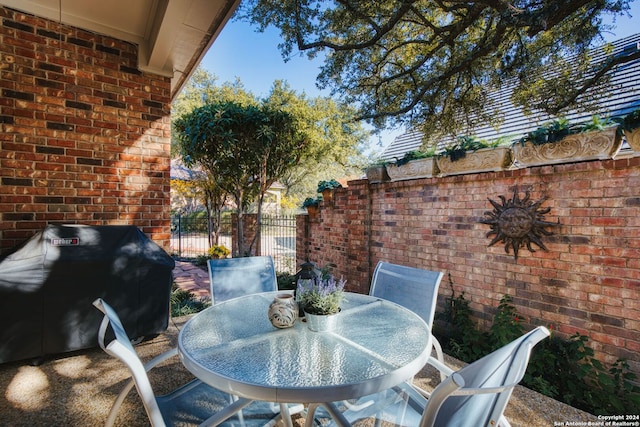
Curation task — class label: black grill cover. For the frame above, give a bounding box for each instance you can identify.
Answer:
[0,225,175,364]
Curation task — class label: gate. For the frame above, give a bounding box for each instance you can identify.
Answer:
[259,215,296,273]
[170,213,296,273]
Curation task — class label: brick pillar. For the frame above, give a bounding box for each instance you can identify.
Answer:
[231,213,259,257]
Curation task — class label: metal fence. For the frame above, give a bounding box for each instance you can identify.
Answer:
[170,213,296,273]
[259,215,297,274]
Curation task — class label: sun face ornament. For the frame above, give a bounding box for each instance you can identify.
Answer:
[480,190,558,260]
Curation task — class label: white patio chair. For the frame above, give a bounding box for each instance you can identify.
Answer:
[207,256,277,305]
[307,326,550,427]
[369,261,447,380]
[93,298,284,427]
[309,261,447,422]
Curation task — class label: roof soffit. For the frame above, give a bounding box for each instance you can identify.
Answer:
[0,0,239,99]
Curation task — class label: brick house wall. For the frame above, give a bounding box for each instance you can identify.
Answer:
[297,156,640,373]
[0,7,172,253]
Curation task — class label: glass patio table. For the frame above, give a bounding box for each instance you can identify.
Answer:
[178,291,432,427]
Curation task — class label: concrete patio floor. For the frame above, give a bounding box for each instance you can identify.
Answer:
[0,261,600,426]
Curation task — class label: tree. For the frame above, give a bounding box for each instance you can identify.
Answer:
[171,69,256,157]
[172,70,372,254]
[239,0,637,146]
[263,81,370,202]
[173,69,371,206]
[174,101,308,256]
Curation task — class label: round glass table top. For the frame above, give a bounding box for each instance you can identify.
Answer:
[178,292,431,403]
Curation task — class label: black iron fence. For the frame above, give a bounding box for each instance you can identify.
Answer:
[170,214,232,259]
[170,213,296,273]
[259,215,297,274]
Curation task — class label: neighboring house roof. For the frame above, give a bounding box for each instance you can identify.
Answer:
[2,0,240,100]
[381,33,640,161]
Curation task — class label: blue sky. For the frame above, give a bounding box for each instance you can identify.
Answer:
[201,5,639,153]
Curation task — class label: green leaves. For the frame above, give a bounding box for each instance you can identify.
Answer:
[241,0,634,144]
[436,283,640,415]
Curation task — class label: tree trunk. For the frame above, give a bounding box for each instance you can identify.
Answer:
[235,192,245,257]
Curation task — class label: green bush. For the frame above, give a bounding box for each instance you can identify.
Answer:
[436,285,640,415]
[436,275,490,361]
[170,284,210,317]
[277,272,297,290]
[194,254,209,266]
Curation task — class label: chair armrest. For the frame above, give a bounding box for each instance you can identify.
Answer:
[142,348,179,372]
[427,356,455,377]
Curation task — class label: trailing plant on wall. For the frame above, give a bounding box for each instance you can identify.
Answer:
[394,148,437,166]
[302,197,320,208]
[518,118,574,146]
[317,179,342,192]
[442,135,492,162]
[619,107,640,131]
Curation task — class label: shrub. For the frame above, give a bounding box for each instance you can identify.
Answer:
[170,284,210,317]
[277,271,297,290]
[436,286,640,415]
[208,244,230,259]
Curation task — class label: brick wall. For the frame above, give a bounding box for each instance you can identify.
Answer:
[0,7,172,253]
[297,156,640,373]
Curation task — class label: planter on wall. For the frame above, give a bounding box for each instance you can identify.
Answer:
[306,205,319,219]
[512,127,622,168]
[436,146,512,177]
[624,128,640,152]
[385,157,438,182]
[321,189,335,204]
[365,165,390,183]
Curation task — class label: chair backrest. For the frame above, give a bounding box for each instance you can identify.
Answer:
[369,261,444,327]
[207,256,277,305]
[422,326,550,427]
[93,298,166,427]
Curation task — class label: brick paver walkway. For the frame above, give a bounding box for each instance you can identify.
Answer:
[173,260,211,299]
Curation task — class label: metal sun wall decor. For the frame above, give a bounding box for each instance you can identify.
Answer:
[480,190,559,260]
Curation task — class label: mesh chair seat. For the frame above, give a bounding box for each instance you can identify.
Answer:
[207,256,278,304]
[309,326,550,427]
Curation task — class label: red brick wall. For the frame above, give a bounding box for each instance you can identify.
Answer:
[297,156,640,373]
[0,7,172,253]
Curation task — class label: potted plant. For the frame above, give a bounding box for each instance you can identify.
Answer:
[364,160,390,183]
[512,116,622,168]
[297,274,346,331]
[620,107,640,151]
[302,197,320,219]
[317,179,342,204]
[436,135,513,176]
[385,149,438,181]
[208,244,230,259]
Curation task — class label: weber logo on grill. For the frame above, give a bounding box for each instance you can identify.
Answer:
[50,238,80,246]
